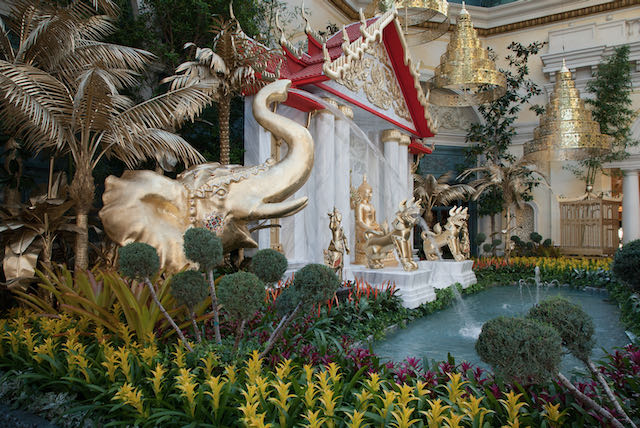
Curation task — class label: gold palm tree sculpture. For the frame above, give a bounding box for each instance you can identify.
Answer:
[413,171,474,226]
[458,158,548,258]
[0,0,211,270]
[167,4,282,165]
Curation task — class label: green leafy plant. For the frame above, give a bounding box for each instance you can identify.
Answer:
[217,272,265,350]
[613,239,640,291]
[171,270,209,343]
[527,297,636,427]
[250,249,288,285]
[183,227,223,343]
[119,243,191,350]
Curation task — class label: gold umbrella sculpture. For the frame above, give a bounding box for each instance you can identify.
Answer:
[524,60,612,175]
[427,3,506,106]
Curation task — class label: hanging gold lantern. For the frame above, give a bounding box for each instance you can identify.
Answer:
[524,60,612,162]
[427,4,506,106]
[396,0,450,46]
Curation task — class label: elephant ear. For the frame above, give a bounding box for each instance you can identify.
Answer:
[99,170,191,271]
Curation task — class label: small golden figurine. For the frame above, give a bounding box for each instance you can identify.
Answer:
[364,198,421,271]
[323,207,349,279]
[350,175,396,266]
[422,206,469,261]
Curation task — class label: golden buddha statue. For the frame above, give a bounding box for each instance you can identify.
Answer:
[350,175,397,266]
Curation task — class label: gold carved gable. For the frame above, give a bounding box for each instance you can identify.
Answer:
[336,44,411,121]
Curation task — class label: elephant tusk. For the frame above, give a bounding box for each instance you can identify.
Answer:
[249,197,308,220]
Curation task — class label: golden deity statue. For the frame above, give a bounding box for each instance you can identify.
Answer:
[323,207,349,279]
[350,175,396,266]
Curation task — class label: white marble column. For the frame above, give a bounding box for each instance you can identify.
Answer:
[398,133,411,200]
[622,169,640,243]
[335,104,353,268]
[309,100,336,263]
[381,129,402,220]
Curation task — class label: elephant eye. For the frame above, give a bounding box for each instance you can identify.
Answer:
[215,188,227,198]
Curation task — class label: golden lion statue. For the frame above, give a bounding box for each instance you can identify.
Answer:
[364,198,421,271]
[422,206,469,261]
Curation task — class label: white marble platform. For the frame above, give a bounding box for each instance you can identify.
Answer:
[345,265,436,309]
[418,260,476,290]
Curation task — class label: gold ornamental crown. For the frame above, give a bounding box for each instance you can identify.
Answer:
[524,60,612,162]
[427,4,506,106]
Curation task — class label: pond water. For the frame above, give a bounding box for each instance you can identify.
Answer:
[373,286,630,375]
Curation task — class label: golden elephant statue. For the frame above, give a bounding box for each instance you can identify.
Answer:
[99,80,314,271]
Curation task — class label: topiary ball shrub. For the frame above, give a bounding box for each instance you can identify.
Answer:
[293,264,341,305]
[183,227,223,271]
[217,272,265,322]
[275,286,300,317]
[613,239,640,291]
[527,296,595,361]
[476,316,562,384]
[476,232,486,245]
[251,249,288,284]
[542,238,552,247]
[530,232,543,244]
[171,270,209,310]
[118,242,160,279]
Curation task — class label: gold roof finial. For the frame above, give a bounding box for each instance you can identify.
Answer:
[524,62,612,163]
[427,3,506,106]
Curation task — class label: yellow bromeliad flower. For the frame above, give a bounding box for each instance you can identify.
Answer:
[115,346,133,383]
[414,381,430,399]
[22,327,37,354]
[303,409,326,428]
[149,363,166,398]
[421,398,451,428]
[33,337,56,365]
[499,391,526,423]
[247,412,272,428]
[113,383,146,416]
[175,368,199,418]
[275,358,292,380]
[445,373,468,406]
[501,417,522,428]
[269,380,295,427]
[172,344,186,369]
[346,409,368,428]
[326,362,342,383]
[319,388,338,428]
[395,383,417,407]
[117,322,135,348]
[391,404,420,428]
[304,381,317,409]
[542,402,567,427]
[71,353,91,382]
[376,389,397,421]
[254,375,270,401]
[5,330,19,353]
[201,352,220,377]
[140,343,159,367]
[205,375,226,413]
[245,350,263,384]
[303,364,314,385]
[461,394,493,427]
[365,372,382,393]
[101,345,118,382]
[224,364,237,384]
[315,370,330,392]
[239,400,260,425]
[442,412,465,428]
[353,388,372,411]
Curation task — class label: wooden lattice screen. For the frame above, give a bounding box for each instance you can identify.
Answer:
[559,195,621,256]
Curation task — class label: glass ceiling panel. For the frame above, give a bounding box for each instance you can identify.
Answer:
[448,0,520,6]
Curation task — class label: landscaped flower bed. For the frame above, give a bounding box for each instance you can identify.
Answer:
[1,255,639,426]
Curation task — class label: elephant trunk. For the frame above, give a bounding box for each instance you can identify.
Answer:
[243,80,314,219]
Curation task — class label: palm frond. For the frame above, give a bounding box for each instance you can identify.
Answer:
[0,16,15,62]
[53,41,154,79]
[104,129,204,168]
[71,67,117,136]
[111,84,216,134]
[75,15,117,40]
[15,11,77,69]
[0,60,71,150]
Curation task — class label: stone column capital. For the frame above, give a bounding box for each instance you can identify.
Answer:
[338,104,354,119]
[398,134,411,146]
[381,129,403,144]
